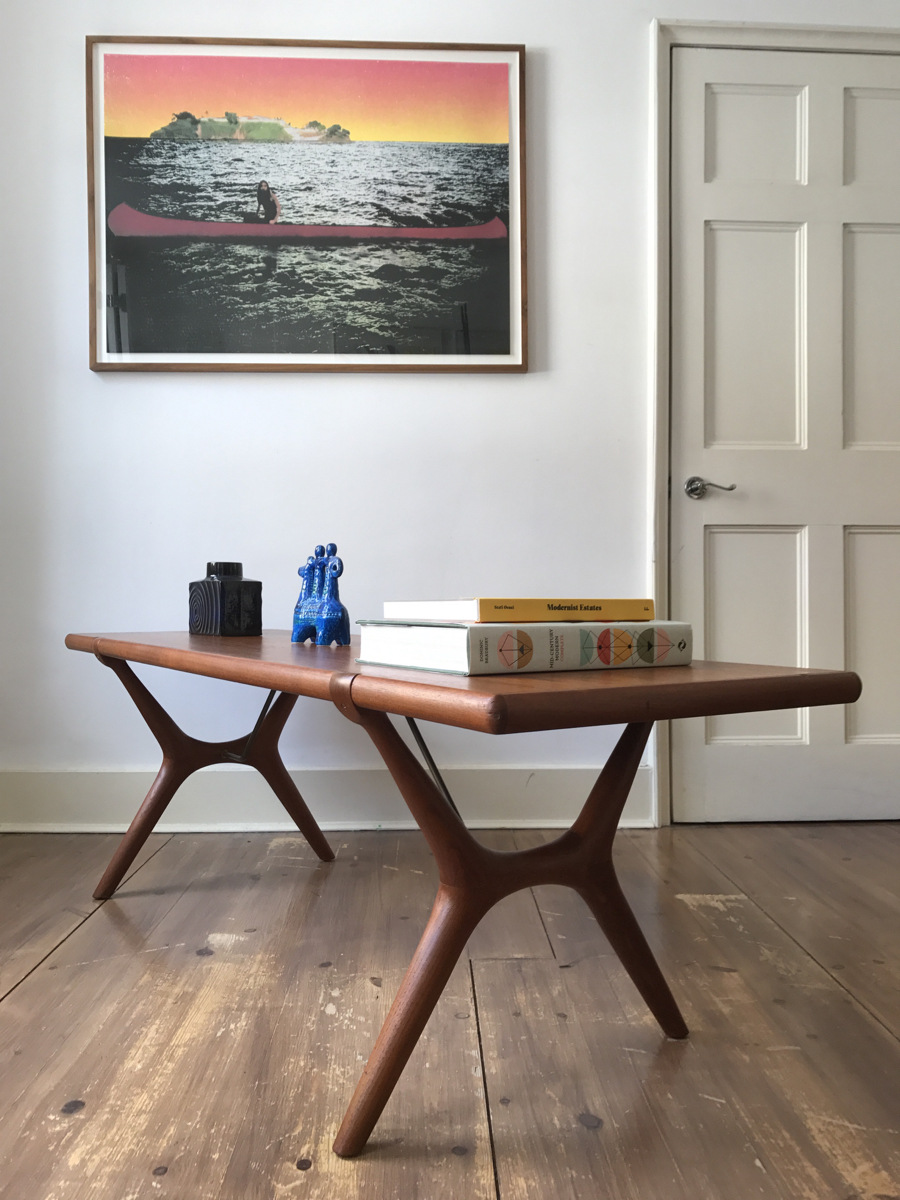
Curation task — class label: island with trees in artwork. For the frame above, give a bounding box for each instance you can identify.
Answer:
[150,112,351,143]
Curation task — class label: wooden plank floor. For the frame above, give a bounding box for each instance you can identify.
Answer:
[0,824,898,1199]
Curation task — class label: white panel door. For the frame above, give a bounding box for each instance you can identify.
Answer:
[670,47,900,821]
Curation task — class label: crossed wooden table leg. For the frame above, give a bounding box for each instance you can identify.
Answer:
[91,654,334,899]
[330,676,688,1158]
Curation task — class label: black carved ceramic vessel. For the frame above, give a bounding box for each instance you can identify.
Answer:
[189,562,262,637]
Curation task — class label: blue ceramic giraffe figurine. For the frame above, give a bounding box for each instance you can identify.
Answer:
[315,544,351,646]
[291,557,317,643]
[292,543,350,646]
[292,545,325,643]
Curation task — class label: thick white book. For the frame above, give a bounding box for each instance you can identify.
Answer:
[356,619,692,676]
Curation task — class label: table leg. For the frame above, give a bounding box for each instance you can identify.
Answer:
[332,883,484,1158]
[238,691,335,865]
[330,692,688,1158]
[576,870,688,1038]
[92,655,334,899]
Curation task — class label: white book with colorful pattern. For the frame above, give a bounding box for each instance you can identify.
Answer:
[356,620,692,676]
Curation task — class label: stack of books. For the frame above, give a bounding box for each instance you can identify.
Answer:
[357,597,692,677]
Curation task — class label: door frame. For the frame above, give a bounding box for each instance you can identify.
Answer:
[650,19,900,823]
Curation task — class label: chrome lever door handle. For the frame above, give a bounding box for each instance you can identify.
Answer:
[684,476,736,500]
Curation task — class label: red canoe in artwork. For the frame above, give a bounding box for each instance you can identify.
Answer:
[107,202,508,241]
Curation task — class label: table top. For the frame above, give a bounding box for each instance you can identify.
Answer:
[66,630,862,736]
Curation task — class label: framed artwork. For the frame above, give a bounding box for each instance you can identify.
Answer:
[86,37,526,372]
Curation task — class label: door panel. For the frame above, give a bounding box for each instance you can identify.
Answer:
[670,47,900,821]
[704,526,807,745]
[705,221,805,447]
[844,225,900,446]
[705,83,806,183]
[844,88,900,184]
[844,526,900,742]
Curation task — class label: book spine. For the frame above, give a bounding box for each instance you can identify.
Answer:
[466,623,691,675]
[476,598,655,622]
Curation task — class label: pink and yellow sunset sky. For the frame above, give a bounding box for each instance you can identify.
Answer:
[103,54,510,144]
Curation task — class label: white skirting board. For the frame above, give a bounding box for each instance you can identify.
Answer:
[0,765,655,832]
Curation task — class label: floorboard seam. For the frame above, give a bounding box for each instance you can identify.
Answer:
[529,887,558,961]
[469,958,502,1200]
[0,834,175,1006]
[688,834,900,1047]
[511,830,559,962]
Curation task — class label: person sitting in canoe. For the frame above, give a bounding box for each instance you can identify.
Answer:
[255,180,280,224]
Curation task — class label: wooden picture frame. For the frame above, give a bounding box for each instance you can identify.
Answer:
[87,36,526,372]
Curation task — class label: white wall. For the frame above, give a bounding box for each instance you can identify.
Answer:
[3,0,899,830]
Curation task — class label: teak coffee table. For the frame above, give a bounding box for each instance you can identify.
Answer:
[65,630,861,1157]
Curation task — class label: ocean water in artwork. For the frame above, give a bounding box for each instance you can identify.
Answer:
[103,138,511,355]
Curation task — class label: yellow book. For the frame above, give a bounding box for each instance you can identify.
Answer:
[382,597,655,623]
